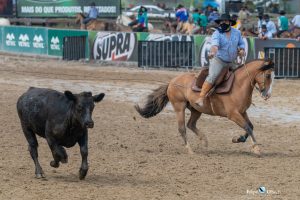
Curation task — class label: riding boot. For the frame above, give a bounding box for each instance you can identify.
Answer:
[195,81,213,107]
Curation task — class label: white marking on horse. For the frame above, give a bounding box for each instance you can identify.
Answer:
[267,71,275,96]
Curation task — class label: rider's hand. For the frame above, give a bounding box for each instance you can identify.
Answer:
[208,52,215,59]
[238,49,245,57]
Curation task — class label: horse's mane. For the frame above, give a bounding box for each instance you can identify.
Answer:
[234,59,274,72]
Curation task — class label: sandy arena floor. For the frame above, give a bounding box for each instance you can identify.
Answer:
[0,55,299,200]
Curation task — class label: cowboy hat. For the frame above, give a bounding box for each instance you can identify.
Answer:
[215,13,236,26]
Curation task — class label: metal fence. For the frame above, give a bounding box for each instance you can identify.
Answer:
[265,48,300,78]
[63,36,86,61]
[138,41,194,68]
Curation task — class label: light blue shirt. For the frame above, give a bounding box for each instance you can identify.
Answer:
[88,7,98,19]
[211,28,245,63]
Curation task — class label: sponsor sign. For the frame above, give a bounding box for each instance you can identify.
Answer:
[17,0,121,18]
[93,32,137,61]
[2,26,47,54]
[48,29,88,57]
[145,33,193,42]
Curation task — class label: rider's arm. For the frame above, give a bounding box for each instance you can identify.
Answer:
[210,31,219,57]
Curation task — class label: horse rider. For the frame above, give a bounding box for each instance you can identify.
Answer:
[130,7,147,32]
[195,13,245,107]
[82,2,98,28]
[277,10,289,37]
[175,4,189,33]
[259,24,273,40]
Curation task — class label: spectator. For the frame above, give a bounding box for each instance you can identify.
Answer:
[238,6,251,24]
[191,8,201,34]
[257,13,265,34]
[259,24,273,40]
[231,14,242,30]
[175,4,189,33]
[204,6,213,18]
[291,14,300,29]
[82,2,98,28]
[208,8,219,23]
[264,14,277,37]
[199,9,208,34]
[277,10,289,37]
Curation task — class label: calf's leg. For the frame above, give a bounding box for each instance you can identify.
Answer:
[45,134,68,168]
[21,124,45,178]
[78,133,88,180]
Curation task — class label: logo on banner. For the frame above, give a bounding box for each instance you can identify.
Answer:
[33,34,44,49]
[6,33,16,46]
[145,34,193,41]
[199,37,248,66]
[93,32,136,61]
[50,36,60,50]
[18,34,30,47]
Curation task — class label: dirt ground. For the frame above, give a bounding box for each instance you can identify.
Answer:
[0,55,299,200]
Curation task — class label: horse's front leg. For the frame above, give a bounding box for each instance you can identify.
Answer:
[232,112,253,143]
[229,111,261,155]
[78,132,88,180]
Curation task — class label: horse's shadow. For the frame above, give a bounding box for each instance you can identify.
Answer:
[51,172,164,186]
[202,149,300,158]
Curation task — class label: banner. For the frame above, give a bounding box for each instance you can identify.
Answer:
[48,28,88,57]
[17,0,120,18]
[2,26,47,55]
[0,0,13,17]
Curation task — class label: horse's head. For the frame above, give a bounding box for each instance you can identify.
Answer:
[75,13,84,24]
[255,59,275,100]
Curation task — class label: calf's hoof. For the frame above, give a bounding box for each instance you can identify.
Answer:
[50,160,60,168]
[35,173,46,179]
[79,168,88,180]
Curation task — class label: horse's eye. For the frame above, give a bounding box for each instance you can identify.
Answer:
[266,74,271,79]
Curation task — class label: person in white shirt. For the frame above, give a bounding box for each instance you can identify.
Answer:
[259,24,273,40]
[263,14,277,37]
[257,13,265,34]
[291,15,300,28]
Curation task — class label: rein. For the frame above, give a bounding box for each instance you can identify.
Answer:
[242,57,265,93]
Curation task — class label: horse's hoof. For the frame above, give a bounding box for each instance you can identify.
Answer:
[251,144,261,156]
[50,160,59,168]
[60,157,68,164]
[232,136,240,143]
[79,168,88,180]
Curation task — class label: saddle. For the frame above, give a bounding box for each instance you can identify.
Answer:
[191,67,235,96]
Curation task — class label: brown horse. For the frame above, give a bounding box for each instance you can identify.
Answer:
[75,13,106,30]
[135,59,275,155]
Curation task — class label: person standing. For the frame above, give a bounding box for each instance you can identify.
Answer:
[199,9,208,34]
[277,10,289,37]
[195,14,245,107]
[191,8,201,34]
[291,14,300,29]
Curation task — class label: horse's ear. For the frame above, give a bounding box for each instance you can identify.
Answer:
[261,59,274,71]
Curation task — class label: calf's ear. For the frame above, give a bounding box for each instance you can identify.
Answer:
[93,93,105,103]
[64,91,77,102]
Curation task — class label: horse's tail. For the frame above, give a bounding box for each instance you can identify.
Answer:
[135,84,169,118]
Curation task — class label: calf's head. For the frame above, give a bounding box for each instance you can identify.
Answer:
[64,91,105,128]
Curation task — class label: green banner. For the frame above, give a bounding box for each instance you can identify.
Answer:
[48,28,88,58]
[2,26,47,54]
[0,27,3,50]
[17,0,121,18]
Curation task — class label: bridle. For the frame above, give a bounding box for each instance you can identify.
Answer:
[241,57,267,93]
